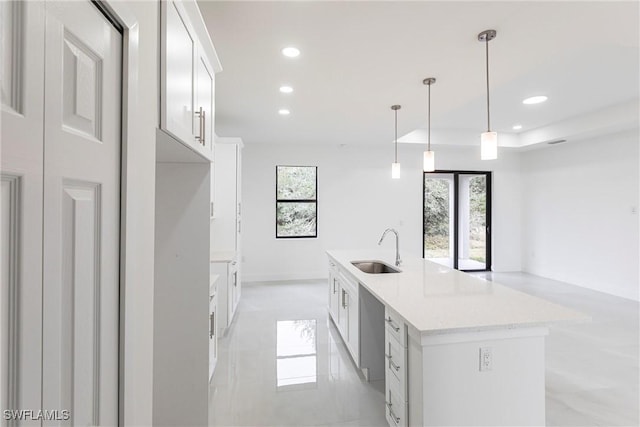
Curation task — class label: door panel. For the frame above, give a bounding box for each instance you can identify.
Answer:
[423,174,454,268]
[164,1,195,143]
[458,175,488,270]
[0,1,46,422]
[60,183,101,425]
[196,55,213,151]
[42,2,121,425]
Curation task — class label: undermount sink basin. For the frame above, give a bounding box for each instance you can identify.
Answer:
[351,260,401,274]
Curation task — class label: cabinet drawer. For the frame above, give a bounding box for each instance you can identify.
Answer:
[338,270,358,296]
[386,331,407,386]
[385,307,406,347]
[385,373,407,427]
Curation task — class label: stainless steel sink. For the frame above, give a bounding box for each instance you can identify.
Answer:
[351,260,401,274]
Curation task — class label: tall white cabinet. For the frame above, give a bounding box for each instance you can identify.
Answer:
[154,1,221,425]
[211,138,243,335]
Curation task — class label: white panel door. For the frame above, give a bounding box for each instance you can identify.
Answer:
[41,2,121,425]
[0,1,46,424]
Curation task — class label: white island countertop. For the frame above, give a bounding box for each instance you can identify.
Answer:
[327,250,588,335]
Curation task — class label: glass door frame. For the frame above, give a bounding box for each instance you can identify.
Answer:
[423,170,492,272]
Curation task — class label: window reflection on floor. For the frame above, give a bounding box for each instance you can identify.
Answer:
[276,319,317,388]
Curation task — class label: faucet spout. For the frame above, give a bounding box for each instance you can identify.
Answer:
[378,228,402,267]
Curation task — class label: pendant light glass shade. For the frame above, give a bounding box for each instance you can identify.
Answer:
[478,29,498,160]
[391,162,401,179]
[423,151,435,172]
[391,105,401,179]
[480,131,498,160]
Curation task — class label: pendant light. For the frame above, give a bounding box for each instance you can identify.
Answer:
[422,78,436,172]
[391,105,401,179]
[478,29,498,160]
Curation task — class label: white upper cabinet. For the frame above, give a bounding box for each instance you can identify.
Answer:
[196,54,215,152]
[161,0,220,160]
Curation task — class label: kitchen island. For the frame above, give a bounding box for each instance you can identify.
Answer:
[326,250,587,427]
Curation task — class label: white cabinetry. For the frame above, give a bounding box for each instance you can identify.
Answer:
[154,1,221,423]
[211,138,242,335]
[328,260,340,322]
[209,274,219,381]
[211,138,242,252]
[327,256,360,366]
[384,307,408,427]
[161,0,219,160]
[210,256,239,335]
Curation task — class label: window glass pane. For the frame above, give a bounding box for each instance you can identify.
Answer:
[458,175,487,270]
[277,202,317,237]
[424,176,453,267]
[277,166,316,200]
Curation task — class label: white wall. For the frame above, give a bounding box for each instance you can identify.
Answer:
[241,143,523,282]
[521,129,640,301]
[153,164,210,426]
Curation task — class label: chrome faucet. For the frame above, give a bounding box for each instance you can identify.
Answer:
[378,228,401,266]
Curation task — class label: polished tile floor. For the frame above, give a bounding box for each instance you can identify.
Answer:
[209,273,639,426]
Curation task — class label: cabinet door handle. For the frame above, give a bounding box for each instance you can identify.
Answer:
[386,317,400,332]
[341,289,346,308]
[333,279,337,294]
[202,109,206,145]
[195,107,205,145]
[209,313,214,338]
[386,401,400,425]
[385,353,401,372]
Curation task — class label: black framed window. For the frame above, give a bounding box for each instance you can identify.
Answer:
[276,166,318,238]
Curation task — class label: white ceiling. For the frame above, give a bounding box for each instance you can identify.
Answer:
[198,1,639,148]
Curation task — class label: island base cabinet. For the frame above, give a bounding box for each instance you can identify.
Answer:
[327,256,360,368]
[407,327,548,427]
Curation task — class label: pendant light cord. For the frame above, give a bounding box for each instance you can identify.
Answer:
[427,83,431,152]
[485,38,491,132]
[394,108,398,163]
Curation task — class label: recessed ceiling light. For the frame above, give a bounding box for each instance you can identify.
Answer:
[281,47,300,58]
[279,86,293,94]
[523,95,548,105]
[278,109,290,115]
[512,124,523,130]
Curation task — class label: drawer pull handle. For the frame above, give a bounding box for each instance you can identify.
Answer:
[386,401,400,425]
[385,353,401,372]
[386,317,400,332]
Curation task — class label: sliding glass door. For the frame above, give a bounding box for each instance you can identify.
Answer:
[423,171,491,271]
